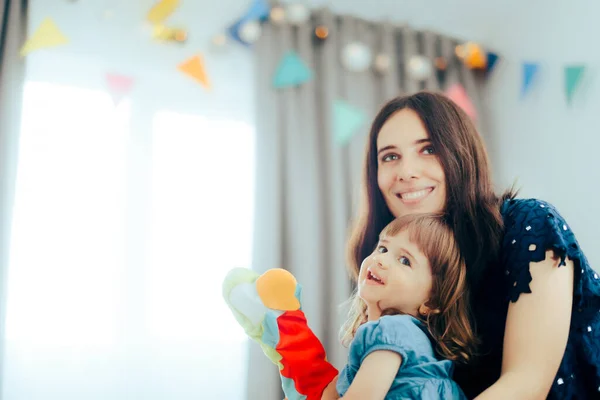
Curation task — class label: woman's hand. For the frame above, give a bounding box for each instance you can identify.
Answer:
[476,251,574,399]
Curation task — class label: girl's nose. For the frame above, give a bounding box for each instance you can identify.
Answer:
[375,259,388,270]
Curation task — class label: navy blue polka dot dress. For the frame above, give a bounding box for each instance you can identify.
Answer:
[454,198,600,399]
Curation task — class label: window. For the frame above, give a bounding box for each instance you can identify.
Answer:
[5,82,252,399]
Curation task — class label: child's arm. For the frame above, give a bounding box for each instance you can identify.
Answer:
[320,376,339,400]
[321,351,402,400]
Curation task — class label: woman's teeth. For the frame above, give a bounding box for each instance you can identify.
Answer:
[399,188,431,200]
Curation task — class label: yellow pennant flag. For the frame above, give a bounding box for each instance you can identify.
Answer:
[20,18,69,57]
[153,24,188,43]
[178,55,211,90]
[147,0,180,25]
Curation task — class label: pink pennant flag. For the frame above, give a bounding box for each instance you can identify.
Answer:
[445,83,477,120]
[106,73,135,105]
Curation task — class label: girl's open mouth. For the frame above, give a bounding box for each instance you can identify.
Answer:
[367,269,384,285]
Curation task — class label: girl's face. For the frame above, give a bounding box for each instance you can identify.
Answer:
[376,109,446,218]
[358,230,433,320]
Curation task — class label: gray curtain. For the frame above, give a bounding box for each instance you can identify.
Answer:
[250,8,483,400]
[0,0,28,393]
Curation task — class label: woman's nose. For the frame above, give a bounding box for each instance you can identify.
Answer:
[395,157,419,182]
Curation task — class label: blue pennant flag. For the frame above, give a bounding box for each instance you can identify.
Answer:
[273,51,313,88]
[486,52,499,74]
[333,100,367,146]
[522,62,539,97]
[245,0,270,21]
[565,65,585,105]
[228,0,270,46]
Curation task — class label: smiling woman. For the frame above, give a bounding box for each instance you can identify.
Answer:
[345,91,600,399]
[376,108,447,218]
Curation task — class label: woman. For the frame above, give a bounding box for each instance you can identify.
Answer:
[346,91,599,399]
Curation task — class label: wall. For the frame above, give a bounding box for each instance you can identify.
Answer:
[481,0,600,269]
[30,0,599,265]
[326,0,600,267]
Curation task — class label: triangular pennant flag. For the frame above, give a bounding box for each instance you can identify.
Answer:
[227,0,270,46]
[522,63,539,97]
[245,0,271,21]
[227,19,252,47]
[486,52,499,74]
[178,55,211,89]
[445,83,477,120]
[273,51,313,89]
[565,65,585,105]
[20,18,69,57]
[105,73,135,106]
[333,100,367,146]
[147,0,180,25]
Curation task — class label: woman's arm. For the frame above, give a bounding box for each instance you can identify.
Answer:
[321,351,402,400]
[475,250,574,400]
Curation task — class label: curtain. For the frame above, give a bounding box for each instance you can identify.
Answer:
[0,0,27,393]
[250,8,484,400]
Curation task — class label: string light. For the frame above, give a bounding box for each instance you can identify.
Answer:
[435,57,447,70]
[315,26,329,40]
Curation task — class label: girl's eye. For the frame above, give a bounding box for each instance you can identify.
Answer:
[422,146,435,155]
[381,153,399,162]
[377,245,388,253]
[398,256,411,266]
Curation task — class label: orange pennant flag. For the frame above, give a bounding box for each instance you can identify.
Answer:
[178,55,211,90]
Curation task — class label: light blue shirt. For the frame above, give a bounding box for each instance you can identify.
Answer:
[336,315,466,400]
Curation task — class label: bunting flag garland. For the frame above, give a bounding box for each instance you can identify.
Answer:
[20,18,69,56]
[521,63,539,98]
[17,4,596,110]
[333,100,367,146]
[272,51,313,88]
[564,65,585,105]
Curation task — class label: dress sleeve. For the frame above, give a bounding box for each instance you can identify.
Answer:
[501,198,583,303]
[348,315,430,369]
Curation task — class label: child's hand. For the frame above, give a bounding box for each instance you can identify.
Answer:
[223,267,338,400]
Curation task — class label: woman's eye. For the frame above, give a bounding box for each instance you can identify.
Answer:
[422,146,435,155]
[381,154,398,162]
[377,245,388,253]
[398,256,411,266]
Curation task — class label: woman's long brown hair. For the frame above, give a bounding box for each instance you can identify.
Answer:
[342,214,477,363]
[346,91,514,295]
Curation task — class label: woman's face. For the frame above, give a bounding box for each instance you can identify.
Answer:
[376,109,446,218]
